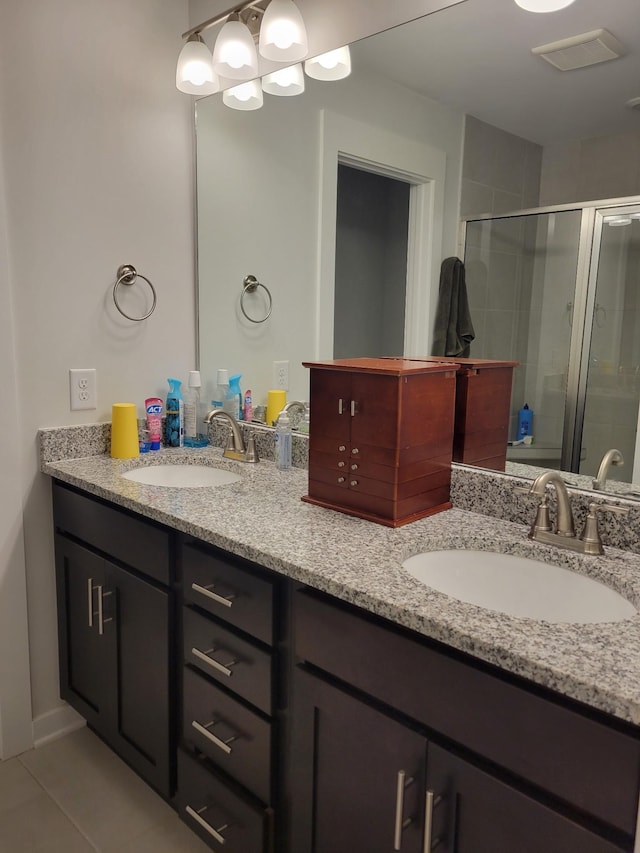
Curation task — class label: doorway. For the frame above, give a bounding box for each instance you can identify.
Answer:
[333,164,410,358]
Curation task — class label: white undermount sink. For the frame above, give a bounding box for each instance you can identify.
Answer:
[402,549,637,624]
[121,464,241,488]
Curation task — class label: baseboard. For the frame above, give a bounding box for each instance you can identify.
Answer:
[32,704,86,749]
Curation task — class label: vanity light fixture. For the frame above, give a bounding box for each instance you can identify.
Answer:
[178,0,308,94]
[603,215,632,226]
[514,0,577,11]
[304,46,351,81]
[223,79,264,110]
[212,13,259,80]
[262,63,305,96]
[259,0,308,61]
[175,34,219,95]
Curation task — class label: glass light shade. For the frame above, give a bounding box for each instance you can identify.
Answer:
[262,64,305,96]
[304,46,351,81]
[606,218,632,226]
[514,0,576,11]
[213,19,259,80]
[259,0,308,62]
[176,36,219,95]
[223,80,264,111]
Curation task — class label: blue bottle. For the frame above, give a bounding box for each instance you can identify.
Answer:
[166,378,184,447]
[517,403,533,438]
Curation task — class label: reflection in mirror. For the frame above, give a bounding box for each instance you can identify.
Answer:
[196,0,640,496]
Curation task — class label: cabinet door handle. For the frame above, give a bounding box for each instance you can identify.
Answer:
[96,586,113,636]
[350,400,358,416]
[191,581,236,609]
[87,578,95,628]
[393,770,414,850]
[423,790,443,853]
[338,398,344,415]
[185,805,230,845]
[191,646,238,678]
[191,719,237,755]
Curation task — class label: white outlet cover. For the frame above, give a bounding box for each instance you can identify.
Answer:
[69,368,97,411]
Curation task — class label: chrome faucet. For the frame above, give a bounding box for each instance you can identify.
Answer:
[592,448,624,491]
[517,471,629,555]
[205,410,259,463]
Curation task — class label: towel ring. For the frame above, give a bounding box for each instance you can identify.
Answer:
[113,264,157,321]
[240,275,272,324]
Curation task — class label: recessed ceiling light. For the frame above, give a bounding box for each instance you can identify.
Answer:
[515,0,577,12]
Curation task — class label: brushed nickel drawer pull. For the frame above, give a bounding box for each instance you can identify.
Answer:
[192,582,236,609]
[191,719,237,755]
[87,578,95,628]
[185,805,229,845]
[191,646,237,678]
[96,587,113,636]
[393,770,414,850]
[422,790,443,853]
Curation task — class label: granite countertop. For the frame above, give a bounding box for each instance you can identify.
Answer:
[42,446,640,726]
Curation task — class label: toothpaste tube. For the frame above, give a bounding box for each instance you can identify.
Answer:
[145,397,163,450]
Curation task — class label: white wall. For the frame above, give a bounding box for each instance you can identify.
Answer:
[0,0,195,755]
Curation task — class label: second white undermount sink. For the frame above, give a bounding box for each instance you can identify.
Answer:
[402,549,636,624]
[121,464,241,488]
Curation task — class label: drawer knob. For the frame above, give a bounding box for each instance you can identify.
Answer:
[337,476,346,484]
[338,444,346,452]
[351,447,359,455]
[350,479,359,487]
[191,646,238,678]
[351,463,359,471]
[191,718,238,755]
[338,461,345,468]
[192,581,236,609]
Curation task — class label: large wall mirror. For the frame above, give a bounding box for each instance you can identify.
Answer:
[196,0,640,497]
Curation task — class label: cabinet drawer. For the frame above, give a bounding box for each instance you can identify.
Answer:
[177,749,270,853]
[183,541,274,645]
[183,666,272,804]
[184,607,273,715]
[294,589,640,838]
[52,481,170,585]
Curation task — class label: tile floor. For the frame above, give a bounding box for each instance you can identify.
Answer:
[0,726,209,852]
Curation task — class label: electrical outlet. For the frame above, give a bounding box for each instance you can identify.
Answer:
[69,368,97,411]
[274,360,289,391]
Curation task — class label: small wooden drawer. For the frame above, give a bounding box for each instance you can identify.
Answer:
[294,588,640,837]
[184,607,273,715]
[182,540,275,646]
[52,481,170,585]
[183,666,272,804]
[177,749,270,853]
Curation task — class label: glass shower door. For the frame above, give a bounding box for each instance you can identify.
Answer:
[575,205,640,482]
[464,209,583,470]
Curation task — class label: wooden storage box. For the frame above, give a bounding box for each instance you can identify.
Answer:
[302,357,458,527]
[418,357,518,471]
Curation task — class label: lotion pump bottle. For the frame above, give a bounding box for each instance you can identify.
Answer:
[275,411,292,470]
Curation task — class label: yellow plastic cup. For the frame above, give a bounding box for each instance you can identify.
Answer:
[110,403,140,459]
[266,389,286,427]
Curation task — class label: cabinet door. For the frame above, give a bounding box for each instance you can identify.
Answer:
[291,670,427,853]
[106,561,171,798]
[349,372,400,450]
[55,535,113,732]
[309,370,352,440]
[426,744,626,853]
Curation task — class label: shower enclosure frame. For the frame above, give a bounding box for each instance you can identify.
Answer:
[461,194,640,475]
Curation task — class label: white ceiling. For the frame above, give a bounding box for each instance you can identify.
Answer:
[353,0,640,145]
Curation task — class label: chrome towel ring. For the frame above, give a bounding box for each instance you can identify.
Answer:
[240,274,272,324]
[113,264,157,321]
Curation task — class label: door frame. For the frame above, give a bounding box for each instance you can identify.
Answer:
[317,109,447,360]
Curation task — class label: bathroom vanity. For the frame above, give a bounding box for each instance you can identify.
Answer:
[43,442,640,853]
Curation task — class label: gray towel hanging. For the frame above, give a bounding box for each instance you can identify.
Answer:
[432,257,475,358]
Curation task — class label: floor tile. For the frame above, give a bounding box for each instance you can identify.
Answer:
[0,757,44,815]
[105,809,211,853]
[0,788,95,852]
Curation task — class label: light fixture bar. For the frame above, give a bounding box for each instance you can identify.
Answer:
[182,0,266,41]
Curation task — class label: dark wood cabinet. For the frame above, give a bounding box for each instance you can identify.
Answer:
[53,483,172,798]
[302,357,458,526]
[177,539,284,852]
[291,588,638,853]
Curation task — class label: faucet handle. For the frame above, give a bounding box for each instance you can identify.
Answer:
[579,501,630,556]
[244,432,260,463]
[514,485,533,496]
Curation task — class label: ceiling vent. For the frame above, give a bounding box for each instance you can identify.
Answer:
[532,29,624,71]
